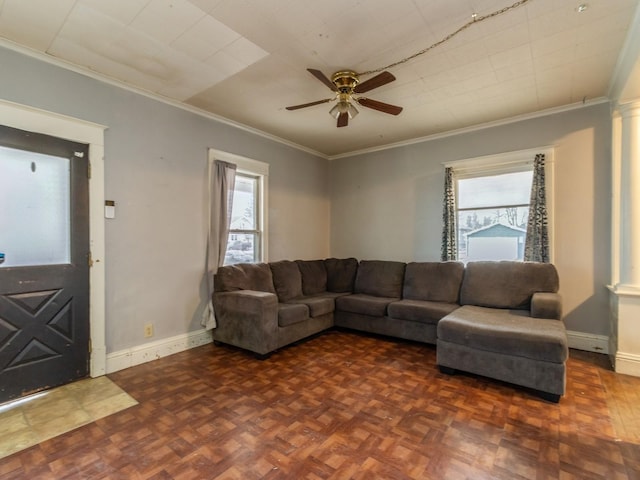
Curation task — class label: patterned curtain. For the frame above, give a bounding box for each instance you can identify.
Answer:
[201,159,237,330]
[524,154,549,262]
[441,167,457,261]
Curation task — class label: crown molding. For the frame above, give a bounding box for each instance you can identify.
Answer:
[0,38,328,160]
[328,97,610,160]
[0,38,615,162]
[608,2,640,104]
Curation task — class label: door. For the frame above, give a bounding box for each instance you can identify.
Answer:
[0,124,90,403]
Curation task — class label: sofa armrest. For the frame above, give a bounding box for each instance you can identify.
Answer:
[213,290,279,355]
[531,292,562,320]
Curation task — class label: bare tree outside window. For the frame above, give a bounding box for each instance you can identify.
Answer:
[457,170,532,262]
[225,173,260,265]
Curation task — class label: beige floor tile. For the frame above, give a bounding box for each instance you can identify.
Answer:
[1,409,29,435]
[30,409,93,439]
[0,428,39,458]
[23,396,82,426]
[0,376,137,460]
[74,376,131,407]
[83,392,138,419]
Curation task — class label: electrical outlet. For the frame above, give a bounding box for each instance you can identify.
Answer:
[144,323,153,338]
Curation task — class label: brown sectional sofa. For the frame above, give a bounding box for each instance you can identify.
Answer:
[212,258,567,402]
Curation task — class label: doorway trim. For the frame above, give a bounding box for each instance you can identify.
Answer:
[0,99,107,377]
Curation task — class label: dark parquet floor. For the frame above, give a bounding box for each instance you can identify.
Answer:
[2,330,640,479]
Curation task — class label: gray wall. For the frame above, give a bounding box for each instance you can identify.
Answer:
[0,46,330,352]
[330,103,612,336]
[0,44,613,346]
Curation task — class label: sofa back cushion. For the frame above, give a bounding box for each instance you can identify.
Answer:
[460,261,559,309]
[296,260,327,295]
[214,263,276,294]
[325,258,358,293]
[403,262,464,303]
[270,260,303,302]
[355,260,406,298]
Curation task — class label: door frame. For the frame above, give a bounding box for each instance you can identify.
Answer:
[0,99,107,378]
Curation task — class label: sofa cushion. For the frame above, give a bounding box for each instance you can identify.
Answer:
[403,262,464,303]
[387,299,460,325]
[354,260,406,298]
[437,305,568,363]
[214,263,276,294]
[296,260,328,295]
[270,260,303,302]
[336,293,396,317]
[460,261,559,310]
[325,257,358,293]
[278,303,309,327]
[288,296,334,318]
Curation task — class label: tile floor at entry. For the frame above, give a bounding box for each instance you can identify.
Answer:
[0,376,138,459]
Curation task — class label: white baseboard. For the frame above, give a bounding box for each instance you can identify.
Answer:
[614,352,640,376]
[103,328,607,374]
[106,329,213,374]
[566,330,609,355]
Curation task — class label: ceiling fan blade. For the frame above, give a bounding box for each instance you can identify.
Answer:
[307,68,337,91]
[357,98,403,115]
[353,71,396,94]
[286,98,332,110]
[337,112,349,127]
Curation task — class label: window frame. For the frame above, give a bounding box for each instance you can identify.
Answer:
[228,171,261,262]
[208,149,269,264]
[444,146,555,263]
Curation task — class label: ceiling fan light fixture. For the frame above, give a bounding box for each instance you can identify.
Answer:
[347,102,359,119]
[329,100,359,119]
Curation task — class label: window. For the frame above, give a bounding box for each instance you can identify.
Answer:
[457,169,532,261]
[208,149,268,266]
[226,173,260,264]
[446,147,553,262]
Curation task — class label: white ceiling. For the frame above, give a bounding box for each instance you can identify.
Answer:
[0,0,638,157]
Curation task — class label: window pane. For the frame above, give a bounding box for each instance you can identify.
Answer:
[0,146,70,267]
[457,207,529,261]
[458,171,533,209]
[230,175,256,230]
[225,233,258,265]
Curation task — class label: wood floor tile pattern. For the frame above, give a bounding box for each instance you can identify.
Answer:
[1,330,640,479]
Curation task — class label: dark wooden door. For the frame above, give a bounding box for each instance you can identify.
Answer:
[0,125,90,403]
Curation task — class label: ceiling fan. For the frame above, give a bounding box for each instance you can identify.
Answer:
[286,69,403,127]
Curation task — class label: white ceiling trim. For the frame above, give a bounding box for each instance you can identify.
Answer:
[0,0,636,158]
[0,37,327,159]
[0,37,616,163]
[608,2,640,104]
[327,97,610,161]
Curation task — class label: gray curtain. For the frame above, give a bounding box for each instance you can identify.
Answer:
[441,167,457,261]
[201,159,236,330]
[524,154,549,262]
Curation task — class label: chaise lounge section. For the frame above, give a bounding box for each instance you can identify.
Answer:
[436,261,567,402]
